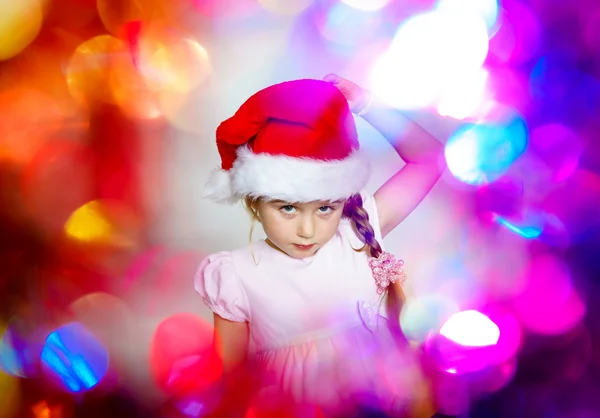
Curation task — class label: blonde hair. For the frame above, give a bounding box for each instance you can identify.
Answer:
[242,195,262,265]
[242,194,406,342]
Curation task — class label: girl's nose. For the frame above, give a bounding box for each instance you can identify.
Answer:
[297,215,315,239]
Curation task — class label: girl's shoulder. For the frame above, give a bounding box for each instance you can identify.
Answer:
[197,242,263,279]
[194,249,251,322]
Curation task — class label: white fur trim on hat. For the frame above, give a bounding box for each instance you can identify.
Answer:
[203,146,371,204]
[201,166,240,205]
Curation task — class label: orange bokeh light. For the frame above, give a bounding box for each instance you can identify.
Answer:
[66,35,125,108]
[144,38,211,95]
[96,0,162,37]
[0,87,66,164]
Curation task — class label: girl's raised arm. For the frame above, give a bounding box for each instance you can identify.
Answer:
[325,74,445,238]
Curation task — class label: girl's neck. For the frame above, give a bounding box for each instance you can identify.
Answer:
[265,238,287,255]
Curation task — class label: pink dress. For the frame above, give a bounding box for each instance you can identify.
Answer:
[195,190,429,415]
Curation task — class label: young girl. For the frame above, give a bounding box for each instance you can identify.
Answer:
[196,75,445,417]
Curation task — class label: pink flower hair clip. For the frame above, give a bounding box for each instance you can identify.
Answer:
[368,251,407,294]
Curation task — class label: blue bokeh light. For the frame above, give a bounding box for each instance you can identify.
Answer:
[41,322,108,392]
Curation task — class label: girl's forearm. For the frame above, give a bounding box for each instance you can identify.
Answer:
[361,97,445,166]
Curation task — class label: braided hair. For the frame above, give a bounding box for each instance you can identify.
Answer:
[343,194,406,342]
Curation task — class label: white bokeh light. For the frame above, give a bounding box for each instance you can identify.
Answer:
[445,128,482,183]
[437,68,490,119]
[436,0,499,31]
[440,310,500,347]
[370,10,489,109]
[341,0,390,12]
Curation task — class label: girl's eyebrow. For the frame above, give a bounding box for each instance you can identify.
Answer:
[270,199,343,205]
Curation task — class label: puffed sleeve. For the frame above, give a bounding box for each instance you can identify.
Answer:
[194,252,250,322]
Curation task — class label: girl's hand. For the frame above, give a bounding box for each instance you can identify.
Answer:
[323,73,371,115]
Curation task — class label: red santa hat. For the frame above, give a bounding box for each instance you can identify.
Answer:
[203,79,370,204]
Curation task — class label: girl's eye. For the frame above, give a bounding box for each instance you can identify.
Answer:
[280,205,296,213]
[318,206,334,214]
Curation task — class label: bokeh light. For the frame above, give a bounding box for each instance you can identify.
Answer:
[495,212,543,239]
[0,363,20,418]
[485,67,531,115]
[0,0,43,60]
[142,38,211,94]
[61,199,142,275]
[412,255,485,309]
[440,310,500,347]
[170,386,224,418]
[120,246,166,294]
[144,37,212,126]
[513,253,585,335]
[41,322,109,393]
[529,123,583,183]
[0,327,23,378]
[31,400,72,418]
[583,8,600,54]
[436,0,499,32]
[445,104,528,185]
[65,201,118,244]
[257,0,314,15]
[468,357,517,394]
[400,294,460,343]
[69,292,134,345]
[0,318,41,378]
[96,0,160,36]
[425,307,521,375]
[485,307,522,366]
[487,0,541,65]
[108,48,164,120]
[542,169,600,242]
[461,219,531,297]
[341,0,391,12]
[150,313,221,397]
[314,1,384,48]
[529,52,600,124]
[64,200,138,248]
[436,67,490,120]
[370,9,489,109]
[111,26,203,119]
[426,332,494,375]
[191,0,259,19]
[21,140,96,236]
[0,87,68,165]
[66,35,126,108]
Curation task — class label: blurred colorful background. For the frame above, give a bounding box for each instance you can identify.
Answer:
[1,0,600,416]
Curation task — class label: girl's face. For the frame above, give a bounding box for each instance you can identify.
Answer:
[255,198,345,259]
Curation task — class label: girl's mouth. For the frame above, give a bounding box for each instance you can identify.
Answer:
[294,244,315,251]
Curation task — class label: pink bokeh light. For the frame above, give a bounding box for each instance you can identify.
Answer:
[488,0,541,65]
[513,253,585,336]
